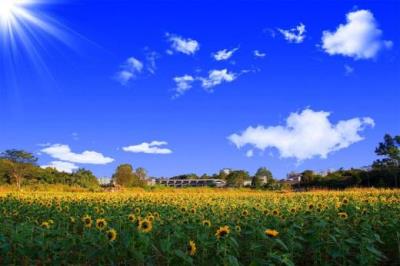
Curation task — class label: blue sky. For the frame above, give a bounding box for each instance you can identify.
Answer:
[0,0,399,178]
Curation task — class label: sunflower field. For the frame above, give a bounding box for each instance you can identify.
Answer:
[0,188,399,265]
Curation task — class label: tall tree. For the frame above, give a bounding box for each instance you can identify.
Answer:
[0,150,38,189]
[135,167,148,180]
[226,170,249,187]
[373,134,400,187]
[252,167,273,187]
[112,164,136,187]
[0,149,38,165]
[73,168,99,189]
[373,134,400,168]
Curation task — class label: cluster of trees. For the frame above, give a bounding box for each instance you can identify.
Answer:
[0,150,150,189]
[0,150,99,189]
[1,133,398,190]
[298,134,400,189]
[111,164,148,187]
[168,167,277,188]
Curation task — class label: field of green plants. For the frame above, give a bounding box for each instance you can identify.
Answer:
[0,189,399,265]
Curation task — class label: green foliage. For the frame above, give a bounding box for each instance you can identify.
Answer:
[170,173,199,180]
[252,167,274,188]
[226,170,249,187]
[0,149,38,165]
[112,164,146,187]
[0,189,399,265]
[373,134,400,168]
[0,149,100,189]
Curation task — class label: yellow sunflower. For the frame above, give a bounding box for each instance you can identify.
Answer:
[265,229,279,238]
[138,219,153,233]
[215,225,230,239]
[202,219,211,227]
[187,240,197,256]
[147,214,155,222]
[128,213,136,223]
[338,212,348,220]
[96,218,107,230]
[82,215,92,228]
[41,221,50,229]
[235,225,241,233]
[106,228,117,242]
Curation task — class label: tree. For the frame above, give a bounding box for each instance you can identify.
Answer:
[0,149,38,165]
[373,134,400,187]
[136,167,148,180]
[301,170,316,185]
[252,167,274,187]
[73,168,99,189]
[226,170,249,187]
[373,134,400,168]
[112,164,136,187]
[0,150,38,189]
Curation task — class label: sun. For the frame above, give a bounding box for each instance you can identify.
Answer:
[0,0,24,23]
[0,0,76,79]
[0,0,15,19]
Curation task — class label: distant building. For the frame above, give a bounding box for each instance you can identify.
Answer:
[286,172,302,183]
[145,178,156,186]
[243,180,252,187]
[98,178,111,186]
[258,175,268,184]
[155,178,226,188]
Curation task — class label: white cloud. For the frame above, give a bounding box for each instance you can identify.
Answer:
[173,75,195,97]
[126,57,144,73]
[41,161,79,173]
[254,50,266,58]
[344,64,354,75]
[41,144,114,164]
[246,150,254,158]
[278,23,306,43]
[115,57,144,85]
[123,141,172,154]
[213,47,239,61]
[166,33,199,55]
[145,49,159,74]
[116,70,134,85]
[321,10,392,59]
[228,109,374,161]
[200,69,237,90]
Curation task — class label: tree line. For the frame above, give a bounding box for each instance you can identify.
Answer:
[0,134,398,190]
[297,134,400,189]
[0,149,99,189]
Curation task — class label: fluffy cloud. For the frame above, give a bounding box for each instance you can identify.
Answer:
[115,57,144,85]
[246,150,254,158]
[213,47,239,61]
[278,23,306,43]
[41,144,114,164]
[173,75,195,97]
[254,50,266,58]
[321,10,392,59]
[41,161,79,173]
[166,33,199,55]
[200,69,237,90]
[145,50,160,74]
[344,64,354,75]
[228,109,375,161]
[123,141,172,154]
